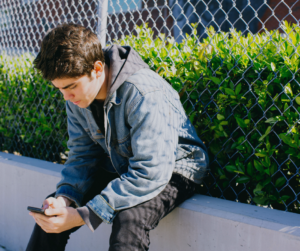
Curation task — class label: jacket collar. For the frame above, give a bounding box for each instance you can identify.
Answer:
[103,45,149,105]
[83,45,148,111]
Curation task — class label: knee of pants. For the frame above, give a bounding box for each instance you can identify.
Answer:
[113,208,145,230]
[110,209,150,251]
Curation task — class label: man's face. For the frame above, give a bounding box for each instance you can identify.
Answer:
[52,71,102,108]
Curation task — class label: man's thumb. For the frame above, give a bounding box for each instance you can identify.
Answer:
[43,197,56,209]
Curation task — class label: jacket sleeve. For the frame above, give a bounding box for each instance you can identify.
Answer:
[55,101,106,207]
[86,90,180,223]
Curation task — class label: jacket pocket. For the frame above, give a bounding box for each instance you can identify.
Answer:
[84,128,99,144]
[111,135,133,158]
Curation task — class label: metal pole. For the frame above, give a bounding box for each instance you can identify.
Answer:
[97,0,108,47]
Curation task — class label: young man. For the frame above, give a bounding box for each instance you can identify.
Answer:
[26,23,209,251]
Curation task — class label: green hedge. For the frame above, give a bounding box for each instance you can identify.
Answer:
[1,21,299,212]
[0,53,67,161]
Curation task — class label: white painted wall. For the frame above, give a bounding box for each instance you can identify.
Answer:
[0,152,300,251]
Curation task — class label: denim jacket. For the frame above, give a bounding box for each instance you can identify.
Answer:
[55,45,209,224]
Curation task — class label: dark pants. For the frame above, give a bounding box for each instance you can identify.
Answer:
[26,170,196,251]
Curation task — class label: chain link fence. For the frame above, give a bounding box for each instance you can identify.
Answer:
[0,0,300,213]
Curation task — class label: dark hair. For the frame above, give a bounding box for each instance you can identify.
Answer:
[33,23,105,81]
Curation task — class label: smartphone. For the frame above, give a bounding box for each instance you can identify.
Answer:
[27,206,45,215]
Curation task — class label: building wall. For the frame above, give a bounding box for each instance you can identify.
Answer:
[1,0,300,53]
[107,0,173,43]
[259,0,300,31]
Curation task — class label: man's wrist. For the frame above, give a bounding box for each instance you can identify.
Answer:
[57,196,73,207]
[74,208,86,227]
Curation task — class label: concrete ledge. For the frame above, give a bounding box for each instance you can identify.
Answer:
[0,152,300,251]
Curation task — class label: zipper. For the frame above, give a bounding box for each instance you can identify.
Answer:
[104,103,121,176]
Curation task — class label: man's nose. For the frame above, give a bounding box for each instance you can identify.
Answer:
[61,90,74,101]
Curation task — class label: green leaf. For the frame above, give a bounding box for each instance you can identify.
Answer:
[27,82,34,93]
[238,162,245,173]
[264,156,271,167]
[235,117,247,128]
[62,140,68,148]
[253,183,263,193]
[269,195,278,201]
[275,177,286,188]
[220,121,228,126]
[236,176,250,183]
[254,160,264,172]
[6,115,14,120]
[262,177,272,187]
[237,136,245,144]
[255,153,267,157]
[295,97,300,105]
[210,77,221,85]
[270,163,277,175]
[247,162,255,176]
[225,88,235,96]
[0,127,7,133]
[25,138,33,143]
[189,112,197,124]
[234,170,245,174]
[217,114,225,121]
[217,168,225,176]
[280,195,290,201]
[236,145,245,151]
[284,83,293,97]
[261,161,269,168]
[252,196,268,205]
[209,142,222,155]
[265,126,272,135]
[271,62,276,71]
[225,165,237,173]
[295,134,299,146]
[279,133,298,148]
[190,92,198,99]
[265,117,277,124]
[259,126,272,141]
[235,83,242,95]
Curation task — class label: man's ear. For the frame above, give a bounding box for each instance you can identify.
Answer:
[94,61,104,78]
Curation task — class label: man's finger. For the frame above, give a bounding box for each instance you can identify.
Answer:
[35,217,49,226]
[43,197,57,209]
[30,212,46,220]
[45,207,66,216]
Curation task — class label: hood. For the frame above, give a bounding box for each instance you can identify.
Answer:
[102,45,150,105]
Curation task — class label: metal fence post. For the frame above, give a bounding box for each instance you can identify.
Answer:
[97,0,108,47]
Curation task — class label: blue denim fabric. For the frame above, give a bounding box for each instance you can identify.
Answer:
[56,68,209,223]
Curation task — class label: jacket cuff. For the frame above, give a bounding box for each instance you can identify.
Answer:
[56,185,84,208]
[77,206,103,232]
[86,195,118,224]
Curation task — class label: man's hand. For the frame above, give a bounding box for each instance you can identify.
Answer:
[29,206,85,233]
[43,196,72,210]
[30,196,85,233]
